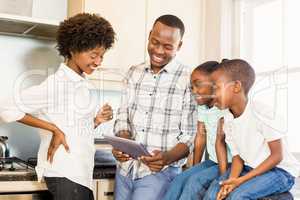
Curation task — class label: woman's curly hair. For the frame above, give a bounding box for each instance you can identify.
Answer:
[56,13,116,59]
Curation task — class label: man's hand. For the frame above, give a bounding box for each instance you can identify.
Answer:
[216,177,243,199]
[47,127,70,163]
[112,148,132,162]
[140,150,169,172]
[95,104,113,127]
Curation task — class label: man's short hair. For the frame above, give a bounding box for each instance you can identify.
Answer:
[217,59,255,95]
[154,14,185,38]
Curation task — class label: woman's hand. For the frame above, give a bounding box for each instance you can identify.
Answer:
[47,126,70,163]
[95,103,113,127]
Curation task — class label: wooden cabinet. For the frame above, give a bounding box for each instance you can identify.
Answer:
[68,0,146,91]
[94,179,115,200]
[84,0,147,69]
[68,0,204,90]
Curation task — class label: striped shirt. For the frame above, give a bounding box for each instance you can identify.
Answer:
[114,58,197,179]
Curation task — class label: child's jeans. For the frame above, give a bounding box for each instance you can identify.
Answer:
[114,166,181,200]
[204,165,295,200]
[163,160,220,200]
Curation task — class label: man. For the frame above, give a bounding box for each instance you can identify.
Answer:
[113,14,197,200]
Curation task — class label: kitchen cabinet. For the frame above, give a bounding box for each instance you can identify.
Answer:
[0,13,59,40]
[68,0,147,91]
[68,0,204,90]
[0,0,67,40]
[95,179,114,200]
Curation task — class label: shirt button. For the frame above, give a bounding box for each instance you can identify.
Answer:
[154,76,157,79]
[142,129,145,132]
[146,112,148,114]
[149,93,152,96]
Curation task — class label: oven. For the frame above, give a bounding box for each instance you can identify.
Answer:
[0,191,52,200]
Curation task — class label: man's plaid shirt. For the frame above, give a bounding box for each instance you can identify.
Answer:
[113,58,197,179]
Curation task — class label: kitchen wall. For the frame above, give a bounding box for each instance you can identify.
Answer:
[0,35,121,160]
[0,35,60,160]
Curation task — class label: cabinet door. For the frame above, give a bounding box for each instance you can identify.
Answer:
[92,180,98,200]
[146,0,204,68]
[85,0,147,69]
[96,179,115,200]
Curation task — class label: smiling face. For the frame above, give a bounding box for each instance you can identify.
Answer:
[191,70,214,106]
[147,22,182,70]
[210,69,238,110]
[68,46,106,75]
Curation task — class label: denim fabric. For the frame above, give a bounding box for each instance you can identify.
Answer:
[114,166,181,200]
[204,166,295,200]
[163,160,219,200]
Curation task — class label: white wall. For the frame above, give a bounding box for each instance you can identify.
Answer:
[203,0,222,61]
[0,35,61,160]
[32,0,68,21]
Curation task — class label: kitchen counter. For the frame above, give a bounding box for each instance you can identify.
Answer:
[93,148,116,179]
[0,165,116,182]
[94,138,113,151]
[0,150,116,193]
[0,150,116,182]
[93,166,116,179]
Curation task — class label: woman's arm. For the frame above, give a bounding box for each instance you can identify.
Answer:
[18,114,69,163]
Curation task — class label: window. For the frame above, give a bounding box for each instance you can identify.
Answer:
[231,0,300,152]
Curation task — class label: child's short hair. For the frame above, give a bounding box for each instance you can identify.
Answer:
[56,13,116,59]
[193,61,220,74]
[218,59,255,95]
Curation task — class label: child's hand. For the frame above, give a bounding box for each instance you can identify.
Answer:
[217,185,229,200]
[217,177,243,199]
[95,103,113,126]
[221,177,243,189]
[217,184,232,200]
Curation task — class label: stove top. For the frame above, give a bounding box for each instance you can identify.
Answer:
[0,157,36,181]
[0,157,47,193]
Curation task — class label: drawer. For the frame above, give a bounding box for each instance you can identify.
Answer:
[96,179,114,200]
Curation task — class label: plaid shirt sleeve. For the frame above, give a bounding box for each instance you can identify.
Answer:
[113,67,134,137]
[177,83,197,153]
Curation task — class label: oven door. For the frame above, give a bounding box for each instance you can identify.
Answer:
[0,191,52,200]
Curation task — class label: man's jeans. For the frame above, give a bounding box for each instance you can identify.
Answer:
[114,166,181,200]
[163,160,219,200]
[204,166,295,200]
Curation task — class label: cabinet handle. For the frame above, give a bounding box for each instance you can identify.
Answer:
[104,192,114,196]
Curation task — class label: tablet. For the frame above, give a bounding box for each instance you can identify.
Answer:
[103,135,151,159]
